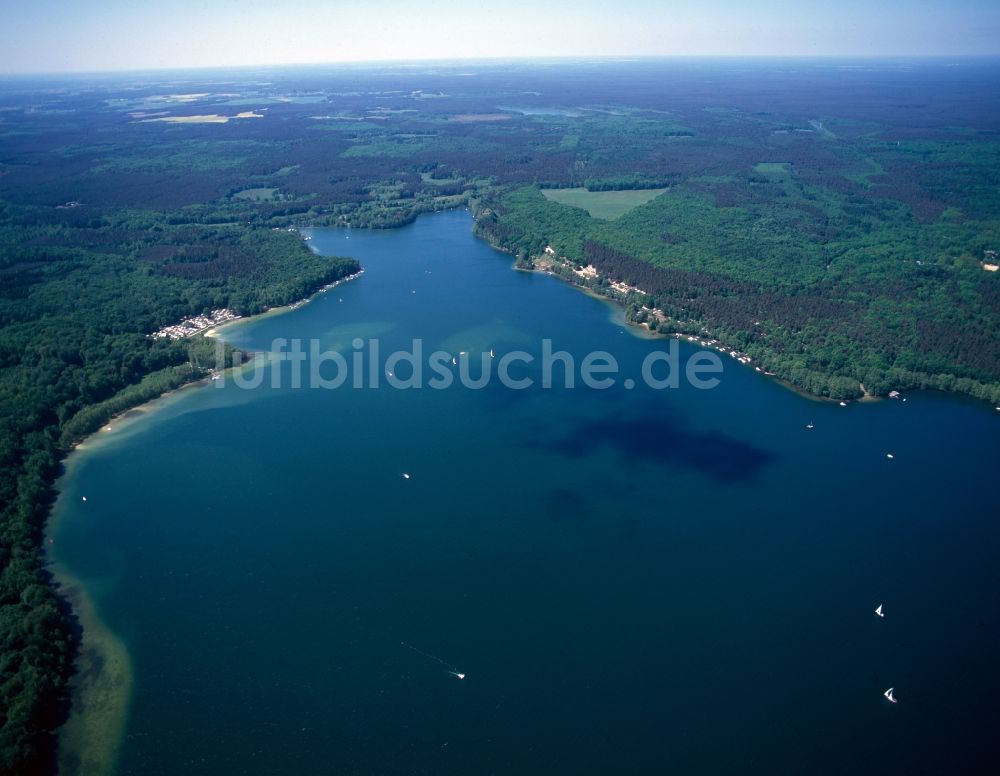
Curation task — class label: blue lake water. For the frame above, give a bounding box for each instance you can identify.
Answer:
[52,210,1000,774]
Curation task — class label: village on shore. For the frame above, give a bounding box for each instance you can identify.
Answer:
[149,267,365,342]
[151,308,240,340]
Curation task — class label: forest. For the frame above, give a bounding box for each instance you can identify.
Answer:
[1,58,998,773]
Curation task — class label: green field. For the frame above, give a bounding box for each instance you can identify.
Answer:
[753,162,791,176]
[232,187,279,201]
[541,187,668,219]
[342,139,433,157]
[420,171,463,185]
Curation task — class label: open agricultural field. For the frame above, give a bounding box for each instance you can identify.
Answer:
[541,187,669,219]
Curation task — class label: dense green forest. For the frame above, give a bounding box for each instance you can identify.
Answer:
[0,59,998,772]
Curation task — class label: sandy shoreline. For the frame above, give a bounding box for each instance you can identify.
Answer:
[204,269,364,340]
[49,260,366,774]
[47,385,201,774]
[69,376,211,451]
[49,566,133,776]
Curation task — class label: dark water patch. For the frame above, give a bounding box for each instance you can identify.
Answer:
[538,414,776,482]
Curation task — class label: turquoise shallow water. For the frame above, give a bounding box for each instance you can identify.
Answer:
[53,211,1000,774]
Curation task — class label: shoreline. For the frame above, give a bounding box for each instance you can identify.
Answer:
[49,259,366,775]
[69,374,214,451]
[204,269,365,340]
[515,253,875,405]
[504,240,998,410]
[47,374,217,776]
[48,563,133,776]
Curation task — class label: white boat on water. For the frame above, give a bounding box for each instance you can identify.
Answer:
[806,421,814,429]
[884,687,897,704]
[875,604,884,618]
[489,348,495,358]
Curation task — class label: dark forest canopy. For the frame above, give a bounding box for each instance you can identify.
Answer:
[1,58,999,772]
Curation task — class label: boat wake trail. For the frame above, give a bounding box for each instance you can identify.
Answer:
[401,641,466,680]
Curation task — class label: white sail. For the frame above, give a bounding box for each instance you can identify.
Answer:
[884,688,897,703]
[875,604,883,617]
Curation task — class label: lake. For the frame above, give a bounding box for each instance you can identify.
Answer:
[51,210,1000,774]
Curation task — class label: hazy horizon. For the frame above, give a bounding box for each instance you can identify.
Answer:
[1,0,998,75]
[6,53,1000,81]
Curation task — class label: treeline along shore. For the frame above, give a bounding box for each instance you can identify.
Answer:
[0,214,359,774]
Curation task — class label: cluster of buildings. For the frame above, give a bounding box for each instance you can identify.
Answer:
[679,334,758,369]
[151,308,240,340]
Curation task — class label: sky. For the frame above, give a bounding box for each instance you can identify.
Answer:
[0,0,998,74]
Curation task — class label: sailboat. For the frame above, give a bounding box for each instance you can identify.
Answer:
[884,687,897,704]
[489,348,495,358]
[875,604,884,618]
[452,356,457,365]
[806,421,814,430]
